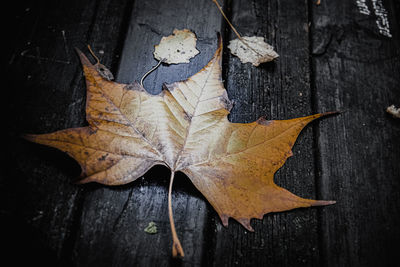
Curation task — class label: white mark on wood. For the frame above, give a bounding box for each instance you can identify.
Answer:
[355,0,392,38]
[20,48,71,64]
[356,0,370,15]
[371,0,392,37]
[61,30,72,64]
[31,211,44,222]
[20,30,72,65]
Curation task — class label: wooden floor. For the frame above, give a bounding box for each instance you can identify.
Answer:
[3,0,400,266]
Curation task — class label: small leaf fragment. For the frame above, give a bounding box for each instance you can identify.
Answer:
[25,39,336,258]
[95,63,114,81]
[86,45,114,80]
[386,104,400,118]
[144,222,158,234]
[154,29,199,64]
[228,36,279,66]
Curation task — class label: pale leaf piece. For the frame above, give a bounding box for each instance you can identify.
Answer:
[144,222,158,234]
[154,29,199,64]
[24,36,335,256]
[95,63,114,81]
[386,104,400,118]
[228,36,279,66]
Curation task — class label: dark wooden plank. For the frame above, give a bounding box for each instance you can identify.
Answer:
[6,0,399,266]
[71,0,226,266]
[311,1,400,266]
[205,0,324,266]
[3,0,132,265]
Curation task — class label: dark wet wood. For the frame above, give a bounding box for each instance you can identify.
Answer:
[206,0,322,266]
[311,1,400,266]
[71,1,225,266]
[3,0,399,266]
[3,0,132,265]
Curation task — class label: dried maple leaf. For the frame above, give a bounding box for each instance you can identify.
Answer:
[154,29,199,64]
[228,36,279,66]
[212,0,278,66]
[24,36,335,258]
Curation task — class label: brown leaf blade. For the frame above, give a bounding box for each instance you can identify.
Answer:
[23,127,161,185]
[181,114,336,231]
[24,36,335,256]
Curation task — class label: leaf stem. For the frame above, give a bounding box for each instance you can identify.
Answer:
[168,171,184,258]
[212,0,242,40]
[87,44,100,65]
[212,0,263,57]
[140,59,163,87]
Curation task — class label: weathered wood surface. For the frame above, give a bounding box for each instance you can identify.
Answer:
[311,1,400,266]
[207,1,322,266]
[3,0,399,266]
[72,0,224,266]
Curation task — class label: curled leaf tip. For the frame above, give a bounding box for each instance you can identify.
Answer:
[75,48,93,67]
[172,241,185,258]
[312,200,336,206]
[21,133,35,142]
[220,214,229,227]
[239,218,254,232]
[75,177,91,185]
[322,111,341,116]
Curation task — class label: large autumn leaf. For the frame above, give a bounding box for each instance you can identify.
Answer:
[24,36,335,257]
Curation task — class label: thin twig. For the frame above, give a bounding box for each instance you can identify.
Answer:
[168,171,184,258]
[140,59,163,87]
[87,44,100,64]
[212,0,243,40]
[212,0,263,57]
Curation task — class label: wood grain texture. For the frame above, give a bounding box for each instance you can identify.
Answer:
[3,0,400,266]
[205,0,324,266]
[3,0,132,265]
[71,0,226,266]
[311,1,400,266]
